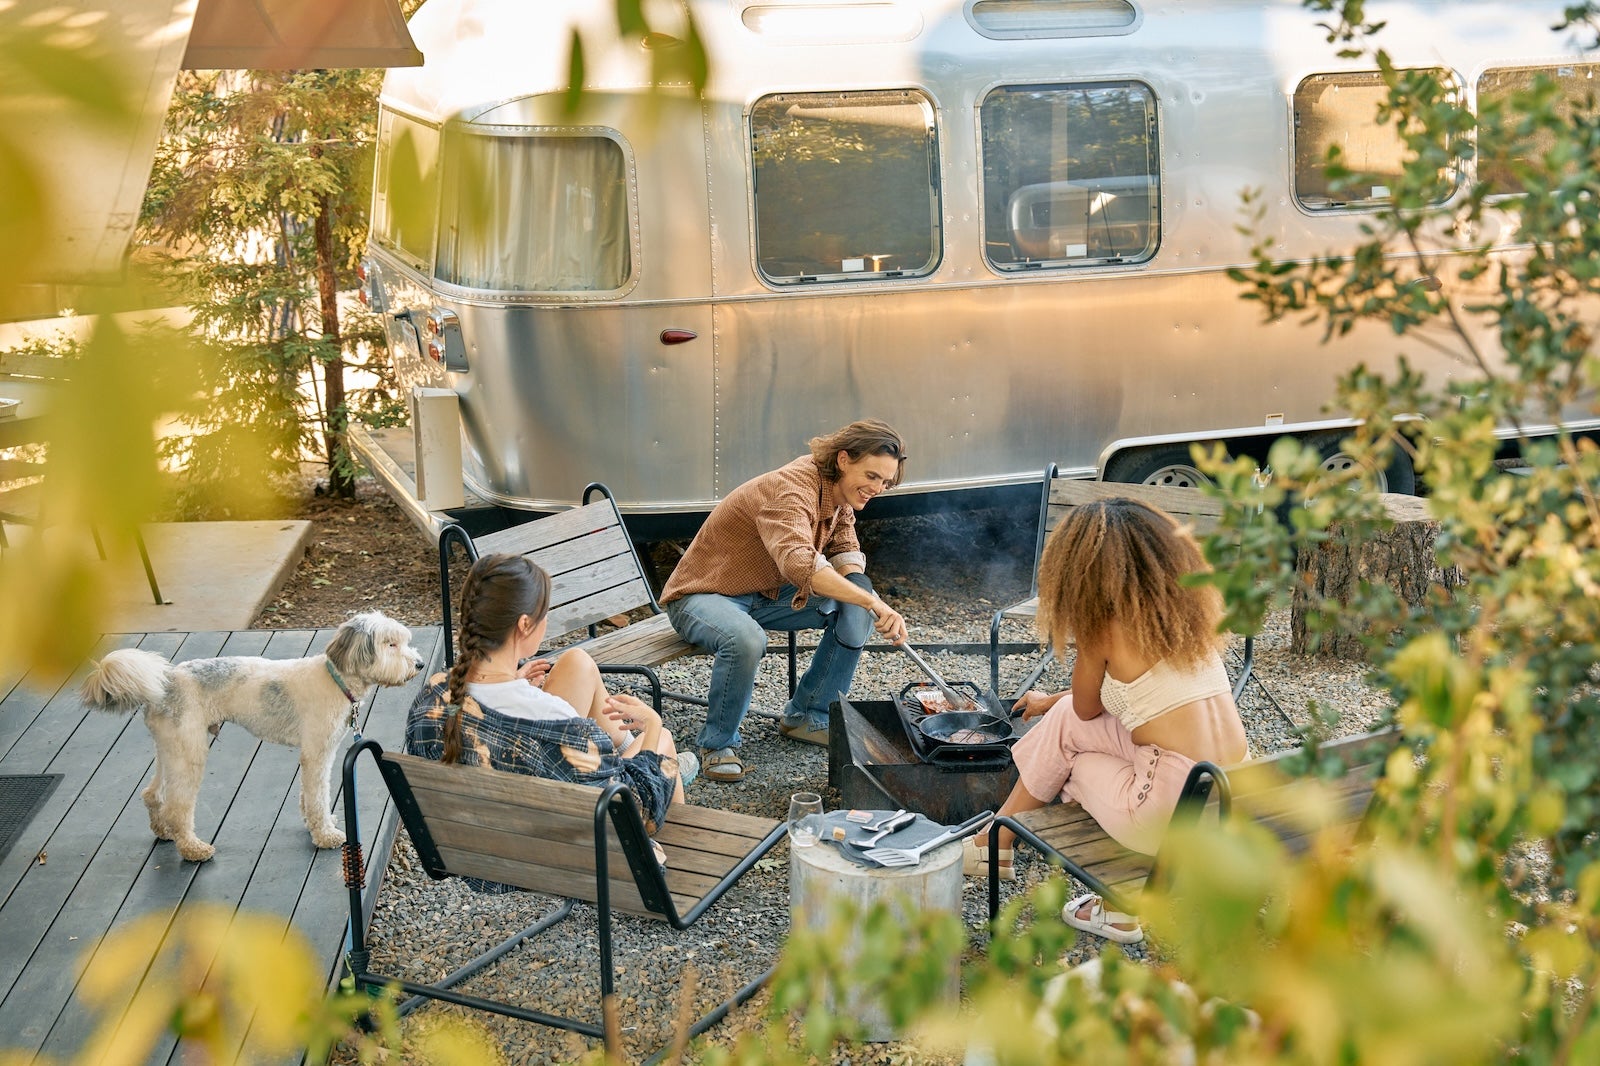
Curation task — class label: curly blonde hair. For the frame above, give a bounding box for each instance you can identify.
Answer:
[1035,497,1223,669]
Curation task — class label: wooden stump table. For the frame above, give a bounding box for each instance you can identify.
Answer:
[789,836,963,1041]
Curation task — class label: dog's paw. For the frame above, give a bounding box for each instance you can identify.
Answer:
[311,827,347,849]
[178,839,216,862]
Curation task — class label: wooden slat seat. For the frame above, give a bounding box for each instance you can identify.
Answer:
[988,465,1235,698]
[986,727,1399,919]
[341,740,786,1057]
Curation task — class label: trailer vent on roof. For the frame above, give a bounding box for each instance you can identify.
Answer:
[741,3,923,43]
[965,0,1141,39]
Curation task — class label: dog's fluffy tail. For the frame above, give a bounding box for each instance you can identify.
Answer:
[80,648,171,713]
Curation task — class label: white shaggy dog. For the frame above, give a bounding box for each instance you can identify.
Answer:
[79,612,425,862]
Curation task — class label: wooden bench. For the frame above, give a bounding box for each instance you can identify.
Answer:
[339,738,787,1056]
[438,481,797,710]
[984,726,1400,921]
[987,466,1239,698]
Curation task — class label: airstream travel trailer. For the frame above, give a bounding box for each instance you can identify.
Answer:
[354,0,1599,537]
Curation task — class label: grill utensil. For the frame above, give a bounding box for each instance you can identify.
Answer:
[861,811,992,867]
[895,641,976,711]
[848,809,917,848]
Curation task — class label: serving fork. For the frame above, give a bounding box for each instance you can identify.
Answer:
[861,812,991,868]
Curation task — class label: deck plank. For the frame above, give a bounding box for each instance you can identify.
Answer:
[0,631,211,1050]
[42,630,317,1062]
[0,626,439,1066]
[225,626,440,1066]
[2,631,267,1057]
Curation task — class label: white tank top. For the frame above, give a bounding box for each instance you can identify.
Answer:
[1099,651,1231,731]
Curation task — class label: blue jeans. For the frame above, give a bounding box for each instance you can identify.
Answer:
[665,573,876,751]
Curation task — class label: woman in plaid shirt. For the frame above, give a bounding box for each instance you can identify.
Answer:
[407,554,693,880]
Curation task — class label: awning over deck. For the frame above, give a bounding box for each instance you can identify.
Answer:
[181,0,423,70]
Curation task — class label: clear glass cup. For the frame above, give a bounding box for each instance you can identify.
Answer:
[788,792,823,847]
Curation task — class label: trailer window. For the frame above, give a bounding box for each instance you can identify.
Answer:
[436,132,631,293]
[1477,63,1600,195]
[372,109,440,269]
[980,82,1160,270]
[1294,70,1460,210]
[751,91,941,283]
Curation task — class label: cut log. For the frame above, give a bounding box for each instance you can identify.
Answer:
[1292,493,1459,660]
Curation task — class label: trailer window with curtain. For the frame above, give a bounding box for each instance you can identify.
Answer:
[435,130,633,293]
[1477,63,1600,195]
[750,90,941,283]
[372,109,441,270]
[1293,69,1460,210]
[979,81,1160,271]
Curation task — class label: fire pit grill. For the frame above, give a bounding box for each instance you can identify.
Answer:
[896,681,1016,768]
[829,696,1033,824]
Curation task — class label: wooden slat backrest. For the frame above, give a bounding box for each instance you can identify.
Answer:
[1045,478,1224,537]
[381,752,778,920]
[472,499,657,643]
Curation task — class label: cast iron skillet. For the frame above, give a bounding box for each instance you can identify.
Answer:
[915,709,1016,749]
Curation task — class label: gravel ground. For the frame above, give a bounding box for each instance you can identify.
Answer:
[327,506,1393,1066]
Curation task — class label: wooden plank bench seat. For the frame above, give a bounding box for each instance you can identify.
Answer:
[988,467,1234,699]
[985,726,1400,920]
[340,740,786,1057]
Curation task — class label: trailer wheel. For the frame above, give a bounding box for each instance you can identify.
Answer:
[1314,437,1416,495]
[1103,445,1214,489]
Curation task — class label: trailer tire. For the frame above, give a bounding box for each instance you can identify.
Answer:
[1314,436,1416,495]
[1103,444,1215,489]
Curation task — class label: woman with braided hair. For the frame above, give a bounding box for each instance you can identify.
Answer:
[964,497,1247,944]
[406,553,694,879]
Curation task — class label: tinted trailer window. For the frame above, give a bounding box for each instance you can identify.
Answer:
[750,90,942,283]
[980,81,1161,269]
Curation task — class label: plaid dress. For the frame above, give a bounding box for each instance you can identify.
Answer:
[404,674,676,894]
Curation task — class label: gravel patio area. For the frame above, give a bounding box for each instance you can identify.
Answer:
[330,509,1392,1065]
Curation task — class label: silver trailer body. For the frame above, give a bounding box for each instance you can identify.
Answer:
[360,0,1598,530]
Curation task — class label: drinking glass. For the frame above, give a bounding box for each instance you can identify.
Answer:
[788,792,823,847]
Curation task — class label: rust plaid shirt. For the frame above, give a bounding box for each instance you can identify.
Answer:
[660,455,860,610]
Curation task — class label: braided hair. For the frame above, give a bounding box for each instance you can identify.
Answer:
[442,553,552,764]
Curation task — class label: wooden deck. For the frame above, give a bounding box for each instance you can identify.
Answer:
[0,626,442,1064]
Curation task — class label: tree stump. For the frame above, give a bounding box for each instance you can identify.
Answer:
[1291,493,1456,660]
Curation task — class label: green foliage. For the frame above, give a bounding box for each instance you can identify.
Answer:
[139,66,397,509]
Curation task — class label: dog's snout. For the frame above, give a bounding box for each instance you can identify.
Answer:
[413,657,425,672]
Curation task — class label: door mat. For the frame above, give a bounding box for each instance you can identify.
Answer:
[0,774,62,865]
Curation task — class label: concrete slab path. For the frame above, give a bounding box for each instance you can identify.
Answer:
[104,520,312,632]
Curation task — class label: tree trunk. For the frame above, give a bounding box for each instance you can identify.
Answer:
[1291,493,1456,660]
[313,190,353,499]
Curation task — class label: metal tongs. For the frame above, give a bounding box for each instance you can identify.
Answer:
[895,639,977,711]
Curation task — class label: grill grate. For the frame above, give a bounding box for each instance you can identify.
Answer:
[0,774,62,865]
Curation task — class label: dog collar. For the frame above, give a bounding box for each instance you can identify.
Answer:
[325,659,361,727]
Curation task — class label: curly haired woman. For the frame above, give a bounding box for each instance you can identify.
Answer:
[965,497,1247,944]
[406,553,694,883]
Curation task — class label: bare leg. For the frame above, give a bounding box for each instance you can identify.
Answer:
[655,728,685,804]
[543,649,634,748]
